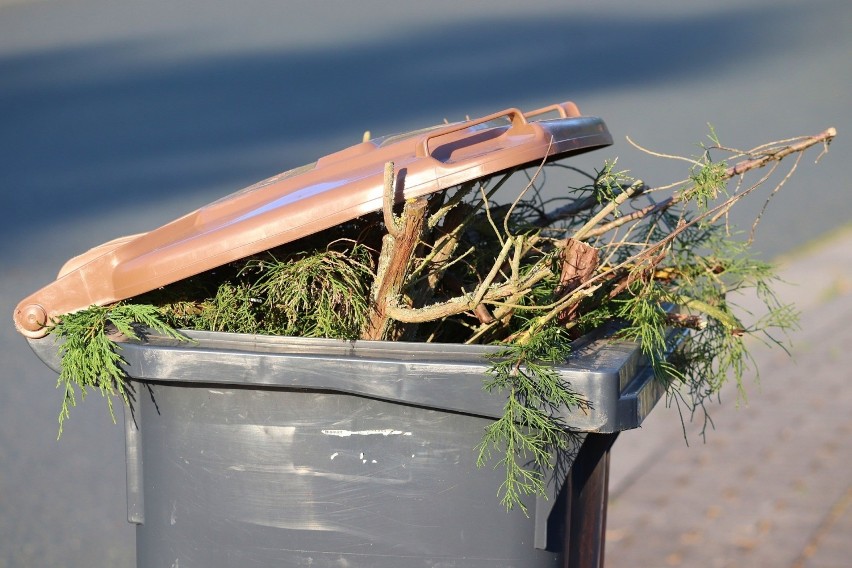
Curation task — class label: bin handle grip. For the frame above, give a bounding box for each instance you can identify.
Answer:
[416,107,532,158]
[525,101,581,120]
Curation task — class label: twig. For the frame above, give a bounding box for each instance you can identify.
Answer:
[580,198,674,241]
[626,135,703,167]
[581,127,837,241]
[537,194,600,225]
[428,181,476,229]
[382,161,402,238]
[573,180,647,240]
[504,136,553,236]
[749,153,802,243]
[386,264,554,324]
[480,183,505,247]
[728,127,836,176]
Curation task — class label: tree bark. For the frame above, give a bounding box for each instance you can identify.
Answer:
[555,238,600,324]
[361,197,428,340]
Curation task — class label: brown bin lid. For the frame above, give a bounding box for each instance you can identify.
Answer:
[14,101,612,338]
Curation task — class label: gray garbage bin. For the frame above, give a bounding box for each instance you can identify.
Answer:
[18,101,650,567]
[29,326,669,568]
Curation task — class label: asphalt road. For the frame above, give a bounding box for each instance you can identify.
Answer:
[1,1,849,566]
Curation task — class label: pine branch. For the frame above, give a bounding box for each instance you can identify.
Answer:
[49,304,184,438]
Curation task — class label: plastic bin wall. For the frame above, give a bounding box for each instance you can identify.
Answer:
[29,329,666,568]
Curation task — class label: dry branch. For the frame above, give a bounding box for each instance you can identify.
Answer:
[361,163,429,340]
[381,127,837,342]
[579,127,837,241]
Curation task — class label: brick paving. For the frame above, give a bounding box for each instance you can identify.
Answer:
[606,227,852,567]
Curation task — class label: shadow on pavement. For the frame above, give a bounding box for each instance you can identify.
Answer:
[0,5,810,258]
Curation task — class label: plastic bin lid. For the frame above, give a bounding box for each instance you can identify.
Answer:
[14,101,612,338]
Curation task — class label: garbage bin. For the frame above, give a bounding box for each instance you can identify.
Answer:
[28,325,670,567]
[17,101,661,567]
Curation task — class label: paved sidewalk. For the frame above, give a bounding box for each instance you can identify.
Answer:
[606,226,852,567]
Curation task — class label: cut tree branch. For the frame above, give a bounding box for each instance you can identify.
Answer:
[362,163,429,340]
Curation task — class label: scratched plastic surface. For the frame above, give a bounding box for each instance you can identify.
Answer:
[131,386,563,567]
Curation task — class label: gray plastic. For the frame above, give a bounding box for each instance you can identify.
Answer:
[29,329,671,567]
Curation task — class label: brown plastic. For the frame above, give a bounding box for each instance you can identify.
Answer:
[14,101,612,338]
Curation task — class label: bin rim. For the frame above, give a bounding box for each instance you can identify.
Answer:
[27,325,681,433]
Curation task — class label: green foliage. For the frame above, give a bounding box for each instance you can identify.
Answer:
[48,304,184,438]
[157,244,375,339]
[616,280,675,367]
[611,226,798,437]
[248,244,374,338]
[476,326,588,514]
[686,160,728,210]
[171,282,262,334]
[593,159,634,215]
[48,244,374,438]
[684,126,728,210]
